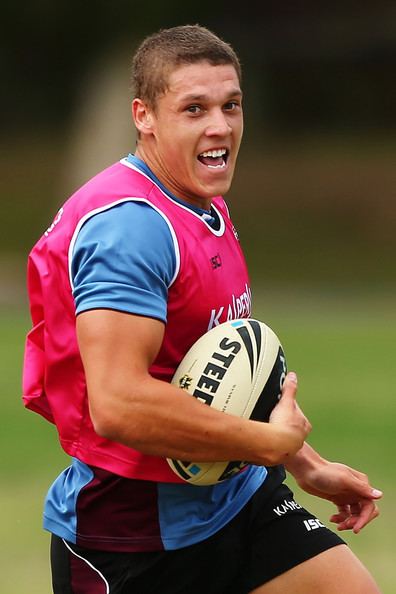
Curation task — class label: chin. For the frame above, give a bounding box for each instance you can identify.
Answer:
[203,174,234,195]
[210,180,233,198]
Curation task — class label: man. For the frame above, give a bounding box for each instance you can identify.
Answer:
[23,24,382,593]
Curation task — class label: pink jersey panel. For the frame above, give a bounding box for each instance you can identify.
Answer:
[23,161,251,481]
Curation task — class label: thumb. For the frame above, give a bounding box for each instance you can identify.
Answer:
[281,371,298,400]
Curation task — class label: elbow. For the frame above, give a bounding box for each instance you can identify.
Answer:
[90,408,120,441]
[88,393,128,442]
[88,397,148,449]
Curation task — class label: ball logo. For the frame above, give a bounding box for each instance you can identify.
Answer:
[191,338,241,406]
[179,375,193,390]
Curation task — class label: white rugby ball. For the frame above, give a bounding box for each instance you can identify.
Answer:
[166,318,287,485]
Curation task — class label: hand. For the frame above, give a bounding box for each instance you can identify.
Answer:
[294,458,382,533]
[268,372,312,456]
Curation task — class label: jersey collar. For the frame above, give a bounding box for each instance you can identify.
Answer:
[126,154,216,226]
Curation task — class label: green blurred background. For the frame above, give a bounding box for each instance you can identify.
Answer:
[1,2,395,592]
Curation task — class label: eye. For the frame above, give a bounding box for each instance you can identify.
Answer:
[186,105,202,115]
[224,100,240,112]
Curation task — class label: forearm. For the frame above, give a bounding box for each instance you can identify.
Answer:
[89,373,300,466]
[77,310,308,466]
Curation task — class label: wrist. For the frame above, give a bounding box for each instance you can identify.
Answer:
[284,442,327,478]
[255,424,307,466]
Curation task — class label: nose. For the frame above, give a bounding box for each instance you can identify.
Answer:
[205,108,231,136]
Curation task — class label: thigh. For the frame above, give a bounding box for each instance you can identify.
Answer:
[230,483,346,593]
[251,544,381,594]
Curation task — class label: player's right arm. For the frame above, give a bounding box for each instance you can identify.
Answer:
[72,201,310,466]
[77,308,311,466]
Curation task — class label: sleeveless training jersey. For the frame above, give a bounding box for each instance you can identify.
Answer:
[23,155,274,551]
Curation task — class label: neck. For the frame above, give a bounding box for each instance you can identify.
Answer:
[134,146,213,211]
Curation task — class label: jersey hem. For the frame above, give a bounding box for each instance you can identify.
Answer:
[60,440,186,483]
[75,304,167,324]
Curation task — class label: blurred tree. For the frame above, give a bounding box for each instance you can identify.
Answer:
[1,1,395,291]
[2,1,395,137]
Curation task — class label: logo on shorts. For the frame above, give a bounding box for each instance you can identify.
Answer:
[273,499,302,517]
[303,518,325,531]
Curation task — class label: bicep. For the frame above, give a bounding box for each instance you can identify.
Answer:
[77,310,165,424]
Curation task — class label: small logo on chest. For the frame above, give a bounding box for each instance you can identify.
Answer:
[210,253,222,270]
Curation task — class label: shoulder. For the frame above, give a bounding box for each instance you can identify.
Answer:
[71,199,179,283]
[74,200,177,260]
[81,199,173,232]
[71,200,178,319]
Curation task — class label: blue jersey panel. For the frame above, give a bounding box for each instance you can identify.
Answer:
[44,459,94,544]
[44,459,267,551]
[157,465,267,550]
[71,201,177,322]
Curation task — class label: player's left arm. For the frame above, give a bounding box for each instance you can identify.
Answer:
[284,442,382,533]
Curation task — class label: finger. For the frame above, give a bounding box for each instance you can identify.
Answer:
[330,509,352,525]
[355,484,383,501]
[334,500,380,533]
[329,504,350,522]
[370,488,383,499]
[342,472,383,502]
[332,504,361,531]
[351,500,380,534]
[349,503,361,516]
[336,516,360,532]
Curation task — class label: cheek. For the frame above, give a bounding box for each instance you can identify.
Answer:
[156,122,200,175]
[233,120,243,146]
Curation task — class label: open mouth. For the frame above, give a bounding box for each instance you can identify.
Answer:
[197,148,228,169]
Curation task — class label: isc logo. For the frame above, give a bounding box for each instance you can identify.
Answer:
[304,518,325,531]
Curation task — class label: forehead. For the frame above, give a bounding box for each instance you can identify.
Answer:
[164,61,242,102]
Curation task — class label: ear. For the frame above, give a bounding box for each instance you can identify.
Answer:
[132,98,154,136]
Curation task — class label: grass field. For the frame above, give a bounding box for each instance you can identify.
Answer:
[1,292,395,593]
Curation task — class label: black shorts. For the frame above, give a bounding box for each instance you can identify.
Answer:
[51,479,345,594]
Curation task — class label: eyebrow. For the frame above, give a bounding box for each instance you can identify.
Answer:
[180,89,243,103]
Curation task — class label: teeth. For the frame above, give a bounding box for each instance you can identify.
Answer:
[208,162,226,169]
[200,148,227,158]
